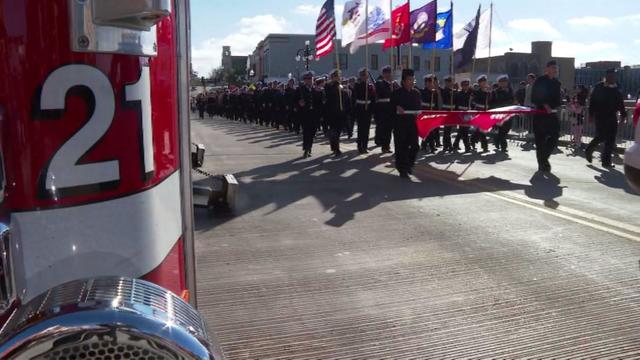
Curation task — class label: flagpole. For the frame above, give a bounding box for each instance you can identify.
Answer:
[408,0,412,62]
[335,39,343,111]
[389,0,394,74]
[487,2,493,77]
[365,0,369,111]
[450,1,454,77]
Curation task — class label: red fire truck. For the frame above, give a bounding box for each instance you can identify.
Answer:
[0,1,223,358]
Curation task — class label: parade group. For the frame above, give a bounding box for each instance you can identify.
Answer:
[194,61,629,178]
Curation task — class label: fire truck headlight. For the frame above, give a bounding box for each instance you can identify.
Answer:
[0,277,221,360]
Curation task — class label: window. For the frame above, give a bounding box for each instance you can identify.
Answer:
[435,56,441,72]
[413,56,421,71]
[425,60,431,72]
[401,55,409,70]
[334,53,348,70]
[371,54,379,70]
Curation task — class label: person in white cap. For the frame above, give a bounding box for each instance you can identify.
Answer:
[470,74,490,152]
[441,75,456,153]
[420,74,441,153]
[490,74,515,153]
[453,78,473,153]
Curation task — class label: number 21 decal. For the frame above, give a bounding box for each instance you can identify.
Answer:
[36,64,154,199]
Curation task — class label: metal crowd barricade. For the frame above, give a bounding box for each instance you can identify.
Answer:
[508,106,636,150]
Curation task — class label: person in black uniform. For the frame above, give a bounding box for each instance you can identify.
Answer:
[531,60,562,172]
[420,74,440,153]
[296,71,321,158]
[375,66,395,153]
[346,77,357,139]
[353,68,375,154]
[470,75,490,152]
[324,69,348,156]
[586,68,628,168]
[491,74,515,153]
[453,78,472,153]
[392,68,422,179]
[196,94,206,119]
[441,75,456,153]
[285,79,297,131]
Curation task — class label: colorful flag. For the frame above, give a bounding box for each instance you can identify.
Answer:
[341,0,367,47]
[383,2,411,49]
[423,9,452,49]
[410,1,437,45]
[343,0,392,54]
[315,0,337,59]
[453,6,480,70]
[476,8,492,55]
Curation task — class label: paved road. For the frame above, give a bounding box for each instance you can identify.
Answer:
[192,116,640,359]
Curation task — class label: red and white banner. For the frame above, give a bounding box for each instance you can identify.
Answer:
[415,106,544,139]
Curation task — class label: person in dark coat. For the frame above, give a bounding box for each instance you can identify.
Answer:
[420,74,440,153]
[440,75,456,153]
[392,68,422,178]
[491,74,515,153]
[453,78,472,153]
[353,68,375,154]
[374,66,395,153]
[586,68,628,168]
[324,69,348,156]
[531,60,562,172]
[470,75,490,152]
[296,71,322,158]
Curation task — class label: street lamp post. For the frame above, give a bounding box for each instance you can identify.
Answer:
[295,40,314,71]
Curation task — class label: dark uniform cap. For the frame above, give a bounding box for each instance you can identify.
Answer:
[444,75,453,82]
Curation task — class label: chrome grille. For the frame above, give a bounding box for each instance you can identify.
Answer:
[0,277,218,360]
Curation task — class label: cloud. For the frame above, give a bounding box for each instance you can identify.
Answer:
[619,13,640,22]
[191,14,290,75]
[294,4,321,16]
[566,16,613,27]
[507,18,561,38]
[553,41,621,64]
[635,39,640,44]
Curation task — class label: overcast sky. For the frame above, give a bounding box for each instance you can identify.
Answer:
[190,0,640,75]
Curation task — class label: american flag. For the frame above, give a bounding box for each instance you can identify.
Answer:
[315,0,336,59]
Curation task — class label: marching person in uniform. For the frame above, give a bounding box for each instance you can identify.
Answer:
[346,77,357,139]
[491,74,515,153]
[453,78,472,153]
[324,69,348,157]
[470,74,490,153]
[531,60,562,172]
[585,68,627,168]
[353,68,375,154]
[392,68,422,179]
[420,74,440,153]
[375,66,395,153]
[441,75,456,153]
[296,71,321,158]
[285,78,297,132]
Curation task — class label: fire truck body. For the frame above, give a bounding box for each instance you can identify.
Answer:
[0,1,219,358]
